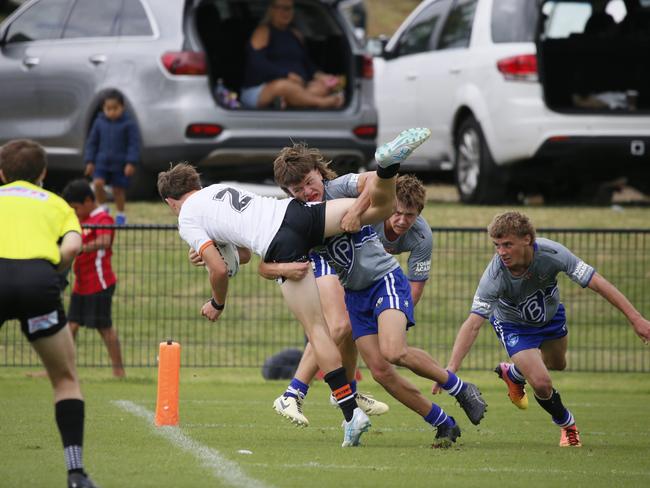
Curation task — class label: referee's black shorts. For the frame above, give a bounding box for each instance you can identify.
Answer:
[0,258,67,342]
[264,199,326,263]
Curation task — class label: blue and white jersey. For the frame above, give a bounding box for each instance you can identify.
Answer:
[311,174,400,290]
[471,237,595,327]
[373,215,432,282]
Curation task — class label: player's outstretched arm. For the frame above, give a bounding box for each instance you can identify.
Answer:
[432,313,485,394]
[588,272,650,343]
[201,244,229,321]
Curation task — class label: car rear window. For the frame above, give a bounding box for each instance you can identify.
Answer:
[491,0,539,43]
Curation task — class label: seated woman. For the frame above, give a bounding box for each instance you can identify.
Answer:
[240,0,344,109]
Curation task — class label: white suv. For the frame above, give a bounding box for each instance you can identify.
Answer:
[373,0,650,203]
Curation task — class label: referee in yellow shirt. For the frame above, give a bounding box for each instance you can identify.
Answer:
[0,140,98,488]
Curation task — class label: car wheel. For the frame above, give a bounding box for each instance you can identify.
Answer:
[454,116,510,204]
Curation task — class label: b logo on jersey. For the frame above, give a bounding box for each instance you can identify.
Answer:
[518,290,546,323]
[213,188,253,213]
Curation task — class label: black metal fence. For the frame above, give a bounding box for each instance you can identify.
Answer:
[2,226,649,372]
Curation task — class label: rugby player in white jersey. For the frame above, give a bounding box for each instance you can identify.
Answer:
[158,128,430,447]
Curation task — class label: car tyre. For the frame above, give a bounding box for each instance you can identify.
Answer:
[454,116,510,204]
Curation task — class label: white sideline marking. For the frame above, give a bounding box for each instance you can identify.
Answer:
[113,400,272,488]
[246,462,650,477]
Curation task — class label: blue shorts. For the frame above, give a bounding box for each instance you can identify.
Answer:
[310,252,336,278]
[93,167,130,188]
[240,84,264,109]
[344,267,415,340]
[490,304,568,357]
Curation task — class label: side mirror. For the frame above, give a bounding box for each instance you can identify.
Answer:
[365,35,389,58]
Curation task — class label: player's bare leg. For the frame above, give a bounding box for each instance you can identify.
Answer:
[278,268,370,445]
[512,346,580,446]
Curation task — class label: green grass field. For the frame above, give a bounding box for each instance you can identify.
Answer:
[3,368,649,488]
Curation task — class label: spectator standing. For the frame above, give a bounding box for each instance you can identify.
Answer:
[84,90,140,225]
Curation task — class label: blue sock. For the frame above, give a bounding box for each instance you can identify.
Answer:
[285,378,309,400]
[350,380,357,395]
[440,370,467,397]
[507,364,526,384]
[423,403,454,427]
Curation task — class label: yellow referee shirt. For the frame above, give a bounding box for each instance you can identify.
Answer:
[0,180,81,265]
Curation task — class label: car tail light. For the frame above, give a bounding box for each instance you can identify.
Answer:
[497,54,537,82]
[353,125,377,139]
[356,54,374,79]
[186,124,223,138]
[162,51,207,75]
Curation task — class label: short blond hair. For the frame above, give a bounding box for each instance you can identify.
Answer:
[488,211,536,243]
[273,142,337,196]
[157,162,201,200]
[396,174,426,213]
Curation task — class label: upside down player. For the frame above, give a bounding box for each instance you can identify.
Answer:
[158,128,431,447]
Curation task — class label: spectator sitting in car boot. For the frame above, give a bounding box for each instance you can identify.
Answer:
[240,0,344,110]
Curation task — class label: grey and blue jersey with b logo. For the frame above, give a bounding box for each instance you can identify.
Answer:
[471,238,595,327]
[372,215,432,282]
[310,174,400,290]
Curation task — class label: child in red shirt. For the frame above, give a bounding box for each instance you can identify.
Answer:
[62,179,125,377]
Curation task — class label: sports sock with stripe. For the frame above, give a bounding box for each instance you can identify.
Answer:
[423,403,455,428]
[284,378,309,400]
[535,389,575,427]
[508,364,526,384]
[324,367,358,421]
[440,370,467,397]
[55,399,85,474]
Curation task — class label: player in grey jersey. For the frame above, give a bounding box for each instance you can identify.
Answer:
[435,211,650,447]
[263,154,486,447]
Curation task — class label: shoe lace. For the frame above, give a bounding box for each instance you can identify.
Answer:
[565,427,580,445]
[295,396,305,413]
[357,393,375,405]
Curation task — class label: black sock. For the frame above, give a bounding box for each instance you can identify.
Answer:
[534,389,574,426]
[324,367,358,421]
[55,399,85,473]
[377,164,400,179]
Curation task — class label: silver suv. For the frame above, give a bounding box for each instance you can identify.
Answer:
[0,0,377,196]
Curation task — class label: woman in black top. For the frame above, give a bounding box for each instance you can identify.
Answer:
[240,0,343,109]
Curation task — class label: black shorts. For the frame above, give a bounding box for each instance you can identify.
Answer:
[0,258,67,342]
[264,199,326,263]
[68,285,115,329]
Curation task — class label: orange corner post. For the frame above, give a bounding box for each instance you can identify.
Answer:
[155,340,181,426]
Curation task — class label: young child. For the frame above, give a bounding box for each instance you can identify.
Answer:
[62,179,126,378]
[84,90,140,225]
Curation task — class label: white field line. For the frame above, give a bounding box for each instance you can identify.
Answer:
[245,462,650,478]
[112,400,272,488]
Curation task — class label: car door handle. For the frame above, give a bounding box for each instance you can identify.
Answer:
[22,56,39,68]
[449,67,461,75]
[406,72,417,81]
[89,54,107,65]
